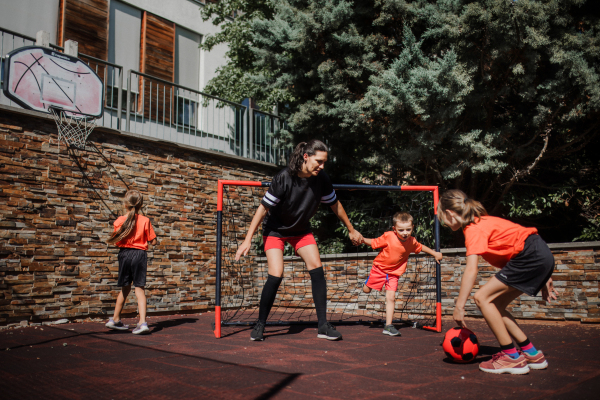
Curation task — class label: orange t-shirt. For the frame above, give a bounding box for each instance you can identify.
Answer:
[370,232,423,276]
[463,216,537,269]
[113,214,157,250]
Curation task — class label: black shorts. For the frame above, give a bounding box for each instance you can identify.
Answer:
[495,234,554,296]
[117,248,147,288]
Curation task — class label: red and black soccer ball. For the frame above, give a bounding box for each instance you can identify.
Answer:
[442,327,479,363]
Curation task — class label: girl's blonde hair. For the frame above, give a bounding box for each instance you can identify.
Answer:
[107,190,144,245]
[438,189,487,228]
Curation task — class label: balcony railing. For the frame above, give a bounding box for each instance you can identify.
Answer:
[1,27,288,165]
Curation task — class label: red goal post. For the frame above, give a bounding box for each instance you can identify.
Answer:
[214,180,442,338]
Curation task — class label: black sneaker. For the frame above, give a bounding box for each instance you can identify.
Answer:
[317,322,342,341]
[251,321,265,341]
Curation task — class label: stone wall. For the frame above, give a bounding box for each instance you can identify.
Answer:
[1,106,598,327]
[441,244,600,323]
[245,247,600,325]
[0,106,278,326]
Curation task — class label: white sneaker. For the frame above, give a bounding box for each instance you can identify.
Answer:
[132,322,150,334]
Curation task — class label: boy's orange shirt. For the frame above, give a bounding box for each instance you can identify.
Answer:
[463,215,537,269]
[113,215,156,250]
[370,231,423,276]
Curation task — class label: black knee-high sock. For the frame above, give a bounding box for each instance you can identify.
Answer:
[258,274,283,323]
[309,267,327,326]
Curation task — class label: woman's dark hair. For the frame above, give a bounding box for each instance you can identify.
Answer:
[288,139,328,174]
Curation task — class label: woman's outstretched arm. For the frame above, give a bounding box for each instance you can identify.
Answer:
[235,204,268,261]
[330,201,363,245]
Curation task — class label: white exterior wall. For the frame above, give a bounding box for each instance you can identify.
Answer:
[120,0,229,92]
[0,0,60,44]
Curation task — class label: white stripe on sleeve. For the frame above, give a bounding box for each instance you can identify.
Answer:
[265,192,280,204]
[262,191,281,207]
[262,196,276,207]
[321,191,337,204]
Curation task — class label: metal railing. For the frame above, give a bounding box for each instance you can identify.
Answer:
[1,27,287,164]
[126,69,248,157]
[251,108,288,165]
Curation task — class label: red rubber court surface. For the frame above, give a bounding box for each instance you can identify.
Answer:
[1,313,599,400]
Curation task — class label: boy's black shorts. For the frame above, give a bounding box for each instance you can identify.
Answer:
[117,248,147,288]
[495,234,555,296]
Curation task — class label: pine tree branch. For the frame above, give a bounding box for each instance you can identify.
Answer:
[544,122,600,159]
[492,128,551,214]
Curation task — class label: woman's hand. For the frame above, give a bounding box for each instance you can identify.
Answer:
[453,305,467,328]
[541,278,558,303]
[235,240,251,261]
[349,229,363,246]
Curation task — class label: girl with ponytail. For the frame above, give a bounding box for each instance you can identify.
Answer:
[438,189,557,374]
[105,190,157,335]
[236,139,363,341]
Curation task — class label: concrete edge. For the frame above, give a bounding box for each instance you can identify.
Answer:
[0,104,281,171]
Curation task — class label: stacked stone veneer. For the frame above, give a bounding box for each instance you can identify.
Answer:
[245,245,600,324]
[0,107,278,326]
[1,107,599,326]
[441,245,599,323]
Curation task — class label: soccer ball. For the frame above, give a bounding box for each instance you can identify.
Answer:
[442,327,479,363]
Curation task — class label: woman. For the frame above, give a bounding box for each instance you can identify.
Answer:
[235,139,363,341]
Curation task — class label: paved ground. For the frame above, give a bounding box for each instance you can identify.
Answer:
[1,313,599,400]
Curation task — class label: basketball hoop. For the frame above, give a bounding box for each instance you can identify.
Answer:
[50,107,99,150]
[2,46,104,150]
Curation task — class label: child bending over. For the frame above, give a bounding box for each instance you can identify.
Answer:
[439,189,557,374]
[362,212,442,336]
[105,190,157,335]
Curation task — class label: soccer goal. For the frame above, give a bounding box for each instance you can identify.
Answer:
[214,180,442,338]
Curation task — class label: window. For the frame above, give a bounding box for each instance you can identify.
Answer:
[107,0,142,112]
[174,26,201,127]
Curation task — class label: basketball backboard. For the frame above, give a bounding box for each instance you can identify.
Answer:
[2,46,104,118]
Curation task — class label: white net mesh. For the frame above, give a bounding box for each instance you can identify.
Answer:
[50,108,98,149]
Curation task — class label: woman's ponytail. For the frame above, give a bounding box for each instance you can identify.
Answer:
[288,142,308,174]
[288,139,328,175]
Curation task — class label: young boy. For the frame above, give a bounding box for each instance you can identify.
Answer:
[362,212,443,336]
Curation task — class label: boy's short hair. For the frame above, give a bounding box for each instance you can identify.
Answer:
[393,212,413,225]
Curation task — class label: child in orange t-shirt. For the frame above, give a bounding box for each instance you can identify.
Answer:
[105,190,157,334]
[439,189,558,375]
[362,212,442,336]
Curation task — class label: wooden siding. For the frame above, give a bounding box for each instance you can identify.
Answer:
[62,0,110,109]
[62,0,109,60]
[138,12,175,123]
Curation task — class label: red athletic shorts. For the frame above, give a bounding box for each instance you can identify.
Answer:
[365,265,399,292]
[263,233,317,252]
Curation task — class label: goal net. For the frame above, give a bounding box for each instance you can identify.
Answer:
[214,180,442,338]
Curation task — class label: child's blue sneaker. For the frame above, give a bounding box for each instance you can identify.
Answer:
[105,318,129,331]
[132,322,150,335]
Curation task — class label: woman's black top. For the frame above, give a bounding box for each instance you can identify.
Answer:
[260,167,338,237]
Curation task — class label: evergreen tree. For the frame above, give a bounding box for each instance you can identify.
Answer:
[201,0,600,242]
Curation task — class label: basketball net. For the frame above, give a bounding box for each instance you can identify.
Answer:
[50,108,98,150]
